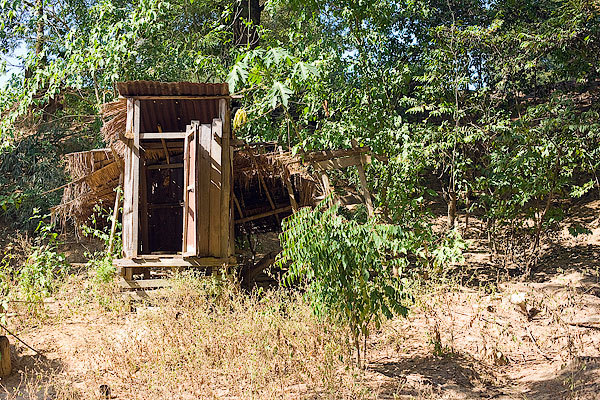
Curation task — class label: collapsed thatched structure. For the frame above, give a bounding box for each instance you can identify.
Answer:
[54,143,321,228]
[53,149,120,226]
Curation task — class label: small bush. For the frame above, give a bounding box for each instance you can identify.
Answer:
[17,211,69,304]
[82,203,122,283]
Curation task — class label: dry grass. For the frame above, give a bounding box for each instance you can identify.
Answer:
[3,266,600,399]
[2,273,375,400]
[92,276,365,399]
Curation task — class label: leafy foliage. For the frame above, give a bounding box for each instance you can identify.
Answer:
[0,0,598,279]
[278,202,464,365]
[82,203,122,283]
[18,211,69,304]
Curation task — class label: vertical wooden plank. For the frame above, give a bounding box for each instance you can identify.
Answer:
[108,173,123,255]
[121,99,135,258]
[125,98,134,139]
[229,145,235,257]
[219,99,231,259]
[321,170,332,197]
[0,336,11,377]
[183,123,198,257]
[209,118,222,257]
[357,164,374,215]
[140,158,149,253]
[284,167,299,211]
[195,123,201,253]
[132,100,141,257]
[198,124,212,255]
[182,125,190,254]
[122,142,134,256]
[351,139,374,218]
[356,162,374,218]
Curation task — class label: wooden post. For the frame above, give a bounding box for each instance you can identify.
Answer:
[123,267,133,281]
[219,99,232,259]
[351,139,374,218]
[108,174,123,255]
[320,170,332,198]
[284,167,299,212]
[122,98,135,258]
[139,158,149,253]
[243,144,280,225]
[0,336,11,377]
[132,100,141,257]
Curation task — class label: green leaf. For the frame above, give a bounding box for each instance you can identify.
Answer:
[268,81,293,108]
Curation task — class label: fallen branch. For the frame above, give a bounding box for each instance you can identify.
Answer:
[525,326,552,361]
[567,321,600,330]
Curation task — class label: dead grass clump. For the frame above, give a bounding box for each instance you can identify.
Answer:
[86,274,368,399]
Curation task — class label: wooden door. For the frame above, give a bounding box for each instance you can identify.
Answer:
[182,123,198,256]
[196,119,225,258]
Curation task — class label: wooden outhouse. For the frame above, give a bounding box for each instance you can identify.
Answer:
[114,81,235,273]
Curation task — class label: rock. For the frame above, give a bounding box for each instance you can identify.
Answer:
[99,384,111,399]
[510,292,528,316]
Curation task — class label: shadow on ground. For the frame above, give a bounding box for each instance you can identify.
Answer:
[521,357,600,400]
[533,243,600,283]
[0,347,69,400]
[369,353,506,399]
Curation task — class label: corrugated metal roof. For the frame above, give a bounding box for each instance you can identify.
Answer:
[116,81,230,97]
[140,99,221,132]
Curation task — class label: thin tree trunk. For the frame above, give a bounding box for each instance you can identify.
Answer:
[233,0,263,48]
[528,191,553,274]
[463,189,470,235]
[447,190,457,229]
[35,0,44,57]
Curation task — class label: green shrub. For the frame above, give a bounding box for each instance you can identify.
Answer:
[278,201,466,366]
[278,203,413,366]
[18,211,69,303]
[82,203,122,283]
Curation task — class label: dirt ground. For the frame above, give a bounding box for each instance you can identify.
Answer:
[1,201,600,399]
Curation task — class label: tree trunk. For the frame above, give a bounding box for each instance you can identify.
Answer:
[463,190,470,235]
[35,0,44,57]
[25,0,44,80]
[233,0,263,48]
[447,190,457,229]
[528,191,553,275]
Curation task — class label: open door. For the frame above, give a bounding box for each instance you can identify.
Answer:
[182,122,198,256]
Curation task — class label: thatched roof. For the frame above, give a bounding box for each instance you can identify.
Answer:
[52,149,121,226]
[100,99,127,157]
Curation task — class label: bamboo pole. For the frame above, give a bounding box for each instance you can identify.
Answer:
[108,174,123,255]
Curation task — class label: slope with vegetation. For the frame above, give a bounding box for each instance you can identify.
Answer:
[0,0,599,398]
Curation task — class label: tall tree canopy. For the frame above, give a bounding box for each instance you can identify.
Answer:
[1,0,599,267]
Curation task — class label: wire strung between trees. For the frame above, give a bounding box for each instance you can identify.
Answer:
[0,322,41,355]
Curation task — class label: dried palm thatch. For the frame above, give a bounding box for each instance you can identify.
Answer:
[233,148,315,187]
[100,98,128,158]
[53,149,121,227]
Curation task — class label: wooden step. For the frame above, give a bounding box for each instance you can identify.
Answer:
[119,277,172,290]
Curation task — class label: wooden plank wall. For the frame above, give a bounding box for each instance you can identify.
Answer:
[193,118,229,259]
[183,123,198,256]
[122,98,135,258]
[219,99,232,258]
[197,124,210,254]
[208,119,223,256]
